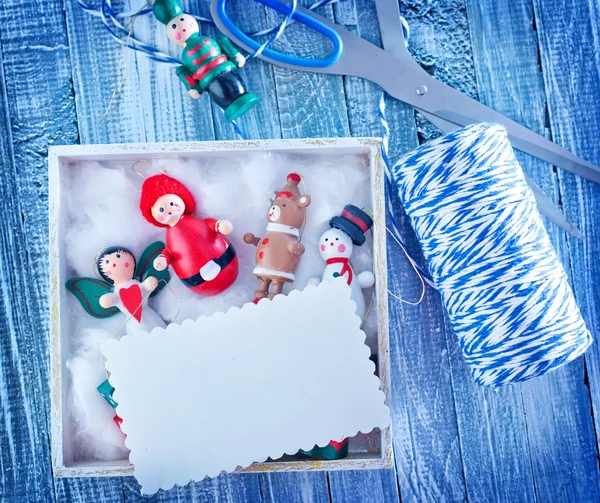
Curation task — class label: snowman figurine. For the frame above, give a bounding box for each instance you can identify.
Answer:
[308,205,375,320]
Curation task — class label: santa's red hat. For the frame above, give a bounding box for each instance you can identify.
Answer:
[140,174,196,227]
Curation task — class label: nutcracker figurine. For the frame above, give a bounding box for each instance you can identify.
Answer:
[153,0,259,121]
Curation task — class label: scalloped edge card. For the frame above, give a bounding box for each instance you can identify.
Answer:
[102,279,390,495]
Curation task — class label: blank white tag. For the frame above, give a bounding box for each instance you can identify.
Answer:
[102,279,390,495]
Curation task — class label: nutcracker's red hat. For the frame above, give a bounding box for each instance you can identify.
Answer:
[140,174,196,227]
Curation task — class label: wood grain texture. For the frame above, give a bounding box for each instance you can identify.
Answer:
[336,1,466,501]
[122,473,264,502]
[63,0,146,144]
[0,0,106,501]
[0,28,58,503]
[122,0,216,144]
[55,477,125,503]
[259,472,330,503]
[329,469,400,503]
[252,3,357,502]
[263,3,350,138]
[205,0,283,141]
[453,1,597,501]
[449,0,547,500]
[63,2,271,501]
[531,0,600,501]
[1,0,600,501]
[60,0,264,501]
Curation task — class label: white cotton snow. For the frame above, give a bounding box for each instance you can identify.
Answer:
[60,148,379,463]
[66,328,129,461]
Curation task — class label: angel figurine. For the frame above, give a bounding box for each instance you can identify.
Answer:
[66,242,170,335]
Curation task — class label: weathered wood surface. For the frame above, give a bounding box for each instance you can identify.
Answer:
[1,0,599,502]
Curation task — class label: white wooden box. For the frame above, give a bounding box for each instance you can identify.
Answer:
[48,138,392,478]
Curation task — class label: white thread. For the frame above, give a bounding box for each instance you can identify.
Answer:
[247,0,298,60]
[378,94,437,290]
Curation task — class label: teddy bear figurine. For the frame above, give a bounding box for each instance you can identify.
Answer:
[244,173,311,300]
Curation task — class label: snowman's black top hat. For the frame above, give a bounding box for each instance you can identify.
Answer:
[329,204,373,246]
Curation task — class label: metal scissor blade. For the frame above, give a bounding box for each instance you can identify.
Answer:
[212,0,600,184]
[374,0,583,240]
[374,0,414,67]
[371,2,600,182]
[367,55,600,183]
[429,105,600,185]
[524,175,584,239]
[420,111,583,239]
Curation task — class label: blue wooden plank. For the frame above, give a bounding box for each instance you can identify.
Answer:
[528,0,600,501]
[248,1,350,501]
[122,0,217,144]
[334,0,467,500]
[259,472,330,502]
[262,2,350,138]
[200,0,283,141]
[329,469,399,503]
[1,0,598,501]
[0,0,124,500]
[62,0,147,144]
[445,1,543,500]
[532,0,600,417]
[259,1,400,501]
[398,0,600,500]
[0,30,56,503]
[119,0,217,144]
[122,473,264,502]
[55,477,125,503]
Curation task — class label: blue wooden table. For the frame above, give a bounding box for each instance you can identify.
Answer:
[2,0,600,501]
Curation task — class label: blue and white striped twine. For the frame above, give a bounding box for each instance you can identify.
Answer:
[392,123,592,386]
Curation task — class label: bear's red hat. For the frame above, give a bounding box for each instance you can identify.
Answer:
[276,173,301,199]
[140,174,196,227]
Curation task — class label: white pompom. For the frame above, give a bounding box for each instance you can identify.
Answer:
[358,271,375,289]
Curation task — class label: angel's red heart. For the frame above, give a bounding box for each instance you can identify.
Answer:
[329,439,349,451]
[119,284,143,323]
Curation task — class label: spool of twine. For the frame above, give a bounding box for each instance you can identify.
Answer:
[392,123,592,386]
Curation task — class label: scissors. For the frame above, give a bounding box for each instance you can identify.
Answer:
[211,0,599,238]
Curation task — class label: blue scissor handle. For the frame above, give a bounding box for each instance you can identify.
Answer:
[215,0,343,68]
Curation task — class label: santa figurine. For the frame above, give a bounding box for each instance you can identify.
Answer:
[140,174,238,296]
[308,205,375,320]
[153,0,259,121]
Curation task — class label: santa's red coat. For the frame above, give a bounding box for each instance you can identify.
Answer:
[161,215,238,296]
